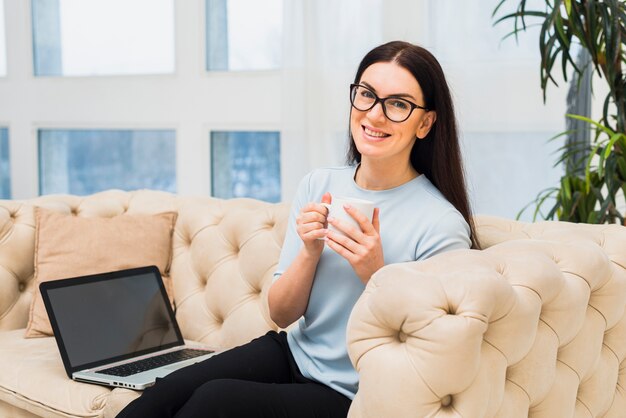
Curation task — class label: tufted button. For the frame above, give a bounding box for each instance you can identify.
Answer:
[71,208,79,216]
[441,395,452,407]
[181,233,193,248]
[397,331,408,342]
[495,264,506,275]
[18,282,26,292]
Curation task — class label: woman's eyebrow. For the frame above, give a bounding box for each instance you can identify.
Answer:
[361,81,417,101]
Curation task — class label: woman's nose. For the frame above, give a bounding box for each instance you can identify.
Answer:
[367,101,387,121]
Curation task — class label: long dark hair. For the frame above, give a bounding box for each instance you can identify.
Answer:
[347,41,479,248]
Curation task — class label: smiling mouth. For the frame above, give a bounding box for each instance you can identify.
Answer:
[363,126,390,138]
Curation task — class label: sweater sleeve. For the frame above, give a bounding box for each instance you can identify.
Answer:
[272,172,313,282]
[415,208,471,261]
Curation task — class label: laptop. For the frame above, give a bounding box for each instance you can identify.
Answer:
[40,265,216,390]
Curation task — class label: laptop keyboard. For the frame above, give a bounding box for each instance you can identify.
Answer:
[98,348,214,377]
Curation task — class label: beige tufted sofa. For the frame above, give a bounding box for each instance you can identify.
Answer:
[0,190,625,417]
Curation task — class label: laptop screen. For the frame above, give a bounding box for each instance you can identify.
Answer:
[42,267,182,372]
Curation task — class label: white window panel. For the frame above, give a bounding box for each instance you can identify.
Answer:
[32,0,175,76]
[211,131,281,202]
[38,129,176,195]
[206,0,282,71]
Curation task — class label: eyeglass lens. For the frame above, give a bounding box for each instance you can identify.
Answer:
[350,85,413,122]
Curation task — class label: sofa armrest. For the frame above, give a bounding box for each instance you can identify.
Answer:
[347,239,626,418]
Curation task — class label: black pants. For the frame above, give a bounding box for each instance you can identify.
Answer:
[116,331,351,418]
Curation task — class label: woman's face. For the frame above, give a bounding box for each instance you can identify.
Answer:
[350,61,436,167]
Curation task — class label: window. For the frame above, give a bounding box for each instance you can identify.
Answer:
[38,129,176,195]
[0,0,6,77]
[206,0,282,71]
[211,131,280,202]
[0,128,9,198]
[31,0,175,76]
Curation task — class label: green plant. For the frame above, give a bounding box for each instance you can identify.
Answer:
[493,0,626,224]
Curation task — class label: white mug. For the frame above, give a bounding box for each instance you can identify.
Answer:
[322,196,375,237]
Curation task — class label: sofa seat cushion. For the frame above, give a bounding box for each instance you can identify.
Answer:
[0,329,111,417]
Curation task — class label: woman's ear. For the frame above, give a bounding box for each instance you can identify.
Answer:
[416,111,437,139]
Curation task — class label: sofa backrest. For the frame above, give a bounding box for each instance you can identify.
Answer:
[170,195,289,349]
[0,190,290,350]
[0,189,182,332]
[347,215,626,417]
[475,215,626,415]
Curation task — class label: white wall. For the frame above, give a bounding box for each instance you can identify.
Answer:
[0,0,600,222]
[0,0,5,76]
[427,1,569,220]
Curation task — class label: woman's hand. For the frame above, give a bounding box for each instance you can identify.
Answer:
[296,192,332,257]
[325,205,383,284]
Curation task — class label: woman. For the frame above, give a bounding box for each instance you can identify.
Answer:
[117,40,477,418]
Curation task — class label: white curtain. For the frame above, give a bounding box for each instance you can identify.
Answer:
[280,0,427,199]
[281,0,429,200]
[280,0,569,221]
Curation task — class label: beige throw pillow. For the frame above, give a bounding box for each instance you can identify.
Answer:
[25,207,177,338]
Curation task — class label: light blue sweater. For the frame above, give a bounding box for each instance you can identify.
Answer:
[273,166,471,399]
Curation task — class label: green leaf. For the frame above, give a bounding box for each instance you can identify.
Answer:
[604,156,622,199]
[571,191,586,222]
[585,142,604,189]
[566,114,615,137]
[603,132,626,159]
[617,157,626,180]
[499,23,544,45]
[549,129,575,142]
[601,95,614,132]
[492,0,508,19]
[545,41,563,87]
[603,3,621,72]
[562,176,572,201]
[583,2,601,69]
[546,202,559,220]
[492,10,547,27]
[584,190,597,216]
[553,7,578,82]
[534,189,557,220]
[516,187,558,221]
[494,0,626,224]
[597,195,614,223]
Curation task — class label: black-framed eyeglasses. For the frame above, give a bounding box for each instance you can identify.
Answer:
[349,83,429,123]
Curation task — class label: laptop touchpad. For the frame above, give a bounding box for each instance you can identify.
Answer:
[163,362,191,371]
